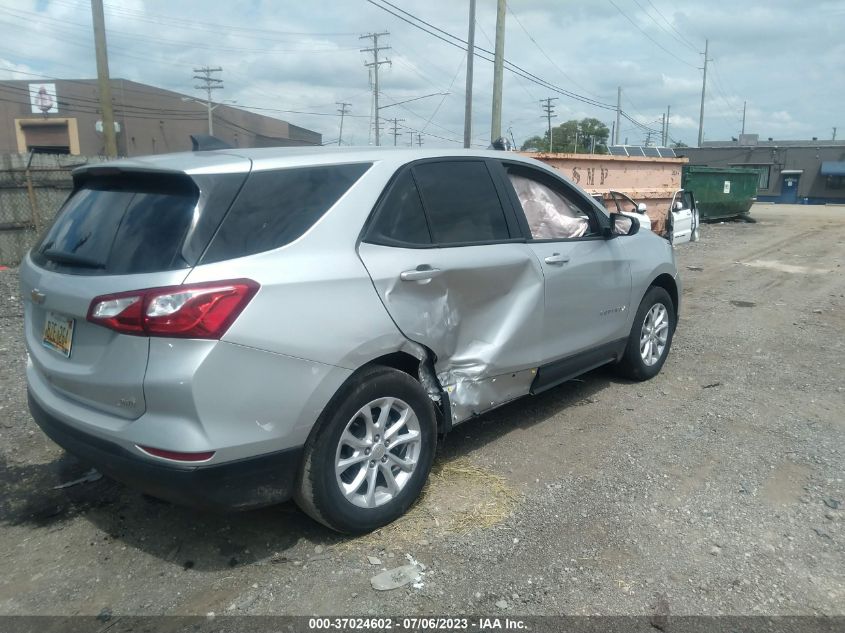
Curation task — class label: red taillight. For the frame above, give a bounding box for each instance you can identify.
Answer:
[137,445,215,462]
[87,279,259,339]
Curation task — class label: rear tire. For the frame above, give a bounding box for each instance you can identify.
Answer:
[616,286,675,381]
[294,366,437,534]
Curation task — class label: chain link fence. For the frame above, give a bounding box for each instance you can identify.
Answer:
[0,153,106,266]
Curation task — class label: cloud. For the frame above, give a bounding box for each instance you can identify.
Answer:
[0,0,840,147]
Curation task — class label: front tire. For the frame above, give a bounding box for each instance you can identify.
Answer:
[616,286,675,381]
[294,366,437,534]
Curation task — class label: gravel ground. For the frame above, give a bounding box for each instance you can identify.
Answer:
[0,203,842,617]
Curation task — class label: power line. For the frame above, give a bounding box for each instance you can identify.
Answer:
[630,0,699,54]
[40,0,360,40]
[606,0,698,68]
[0,71,376,121]
[644,0,701,52]
[365,0,618,111]
[506,2,603,100]
[0,7,358,55]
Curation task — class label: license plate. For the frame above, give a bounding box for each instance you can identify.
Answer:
[42,311,75,358]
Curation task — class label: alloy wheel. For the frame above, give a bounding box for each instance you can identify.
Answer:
[334,397,422,508]
[640,303,669,366]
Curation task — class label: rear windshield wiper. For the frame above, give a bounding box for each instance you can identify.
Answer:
[41,248,106,269]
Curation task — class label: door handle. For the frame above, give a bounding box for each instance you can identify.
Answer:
[400,266,443,281]
[544,253,570,266]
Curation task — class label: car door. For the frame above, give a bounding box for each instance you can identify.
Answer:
[609,190,653,233]
[668,189,694,244]
[496,162,633,367]
[357,159,546,420]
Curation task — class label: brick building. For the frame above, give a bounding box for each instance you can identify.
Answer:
[0,78,321,156]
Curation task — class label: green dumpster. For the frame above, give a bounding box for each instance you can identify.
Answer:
[682,165,759,221]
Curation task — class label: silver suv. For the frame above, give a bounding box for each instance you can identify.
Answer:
[21,148,680,533]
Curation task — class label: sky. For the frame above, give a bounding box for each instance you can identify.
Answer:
[0,0,842,148]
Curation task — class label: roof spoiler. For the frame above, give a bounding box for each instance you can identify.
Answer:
[190,134,233,151]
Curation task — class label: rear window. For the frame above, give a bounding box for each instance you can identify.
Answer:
[201,163,371,263]
[32,174,198,275]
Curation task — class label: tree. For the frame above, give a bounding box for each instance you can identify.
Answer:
[672,140,689,148]
[521,118,610,154]
[521,135,548,152]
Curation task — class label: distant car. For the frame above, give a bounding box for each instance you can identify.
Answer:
[598,190,699,244]
[21,147,681,533]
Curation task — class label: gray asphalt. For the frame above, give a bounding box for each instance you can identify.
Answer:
[0,204,842,616]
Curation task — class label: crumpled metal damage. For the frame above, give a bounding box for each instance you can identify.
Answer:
[358,242,546,427]
[441,367,537,424]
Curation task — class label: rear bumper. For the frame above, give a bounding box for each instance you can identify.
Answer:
[28,391,303,511]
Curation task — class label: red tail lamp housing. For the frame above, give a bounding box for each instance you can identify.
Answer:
[87,279,259,339]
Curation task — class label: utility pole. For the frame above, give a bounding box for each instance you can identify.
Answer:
[697,38,710,147]
[741,100,747,136]
[193,66,223,135]
[574,130,579,154]
[360,32,391,146]
[463,0,476,148]
[834,127,838,141]
[490,0,506,144]
[389,118,405,146]
[540,97,557,152]
[661,113,666,146]
[615,86,622,145]
[336,102,351,146]
[416,133,423,147]
[91,0,117,157]
[610,121,615,147]
[665,105,671,145]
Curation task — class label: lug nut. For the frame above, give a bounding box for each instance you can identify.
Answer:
[365,448,371,455]
[369,460,376,467]
[374,434,380,441]
[384,441,390,447]
[381,456,388,463]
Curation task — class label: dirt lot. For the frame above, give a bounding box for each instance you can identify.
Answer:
[0,203,842,617]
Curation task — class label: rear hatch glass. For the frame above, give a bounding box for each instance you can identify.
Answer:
[23,172,201,420]
[32,172,199,275]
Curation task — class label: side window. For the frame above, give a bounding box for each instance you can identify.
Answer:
[203,163,371,262]
[365,169,431,246]
[412,161,510,244]
[507,169,595,240]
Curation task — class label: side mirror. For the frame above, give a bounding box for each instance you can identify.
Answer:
[636,202,648,213]
[608,213,640,237]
